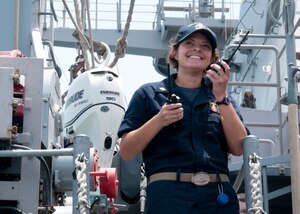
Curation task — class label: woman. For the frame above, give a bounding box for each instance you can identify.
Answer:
[117,22,247,213]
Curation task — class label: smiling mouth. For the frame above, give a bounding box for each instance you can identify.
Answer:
[188,55,203,60]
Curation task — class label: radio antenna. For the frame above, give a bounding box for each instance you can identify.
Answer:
[225,31,250,64]
[167,63,171,101]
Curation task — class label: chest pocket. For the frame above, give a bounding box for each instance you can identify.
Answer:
[207,112,221,123]
[206,112,222,136]
[193,104,224,142]
[193,103,220,123]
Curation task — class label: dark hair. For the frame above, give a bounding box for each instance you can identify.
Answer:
[167,36,219,70]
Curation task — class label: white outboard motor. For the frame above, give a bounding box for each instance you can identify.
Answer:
[63,67,127,168]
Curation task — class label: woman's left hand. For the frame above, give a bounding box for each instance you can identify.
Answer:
[205,60,230,101]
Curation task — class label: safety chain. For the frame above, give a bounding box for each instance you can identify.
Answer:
[140,163,147,189]
[248,153,267,214]
[109,0,136,68]
[140,163,147,214]
[75,153,90,214]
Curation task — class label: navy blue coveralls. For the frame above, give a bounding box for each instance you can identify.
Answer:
[118,74,243,214]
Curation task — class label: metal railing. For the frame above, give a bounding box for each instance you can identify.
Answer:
[49,0,241,31]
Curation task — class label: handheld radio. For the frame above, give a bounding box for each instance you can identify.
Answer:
[166,63,181,127]
[212,30,250,72]
[166,63,181,105]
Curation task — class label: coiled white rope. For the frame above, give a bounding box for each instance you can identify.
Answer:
[73,0,90,70]
[62,0,91,71]
[85,0,95,68]
[248,153,267,214]
[109,0,136,68]
[62,0,135,70]
[75,153,90,214]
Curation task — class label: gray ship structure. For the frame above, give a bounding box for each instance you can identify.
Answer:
[0,0,300,213]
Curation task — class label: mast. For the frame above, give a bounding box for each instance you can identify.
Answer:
[284,0,300,213]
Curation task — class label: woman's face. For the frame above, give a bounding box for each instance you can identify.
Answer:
[174,33,214,73]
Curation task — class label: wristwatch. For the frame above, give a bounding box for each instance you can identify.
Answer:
[216,96,230,105]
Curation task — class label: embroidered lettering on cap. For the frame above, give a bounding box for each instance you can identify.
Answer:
[194,23,206,30]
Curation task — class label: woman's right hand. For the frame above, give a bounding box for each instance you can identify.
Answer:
[156,103,183,127]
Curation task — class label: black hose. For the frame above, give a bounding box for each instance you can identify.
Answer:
[11,144,52,206]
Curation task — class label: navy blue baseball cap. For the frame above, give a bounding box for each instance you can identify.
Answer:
[174,22,217,49]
